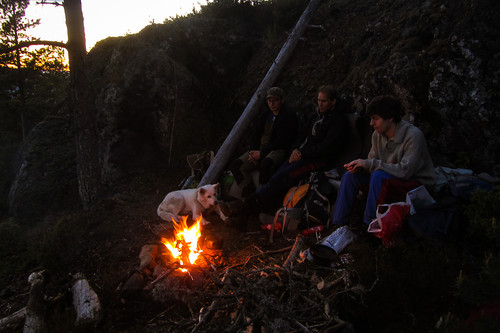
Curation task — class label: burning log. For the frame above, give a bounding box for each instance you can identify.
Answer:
[283,234,306,269]
[72,273,102,329]
[23,271,46,333]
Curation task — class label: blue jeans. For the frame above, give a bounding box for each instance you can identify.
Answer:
[332,170,397,226]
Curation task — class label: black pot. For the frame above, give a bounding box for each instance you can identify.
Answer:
[309,243,338,266]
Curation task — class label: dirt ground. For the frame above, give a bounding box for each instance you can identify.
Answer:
[1,166,467,332]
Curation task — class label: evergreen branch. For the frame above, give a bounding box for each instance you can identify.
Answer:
[0,40,67,54]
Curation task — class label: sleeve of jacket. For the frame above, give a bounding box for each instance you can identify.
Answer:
[367,132,379,160]
[248,112,267,150]
[260,108,298,157]
[364,127,428,179]
[292,113,313,150]
[300,113,349,159]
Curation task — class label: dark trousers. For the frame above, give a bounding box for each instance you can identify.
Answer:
[256,159,326,202]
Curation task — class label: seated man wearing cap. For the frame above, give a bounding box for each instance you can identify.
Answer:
[229,87,298,197]
[223,85,349,217]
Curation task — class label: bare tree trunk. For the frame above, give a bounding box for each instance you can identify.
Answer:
[199,0,323,186]
[63,0,101,210]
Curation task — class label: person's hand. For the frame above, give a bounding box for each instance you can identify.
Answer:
[251,150,261,161]
[344,159,365,173]
[289,149,301,163]
[248,150,260,165]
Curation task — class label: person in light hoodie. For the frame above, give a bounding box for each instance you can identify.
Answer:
[332,95,436,227]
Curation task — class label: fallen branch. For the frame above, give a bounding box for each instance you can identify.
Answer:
[191,268,231,333]
[283,234,305,269]
[0,307,26,332]
[151,262,180,285]
[228,245,292,269]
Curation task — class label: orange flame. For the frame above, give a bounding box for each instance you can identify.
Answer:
[161,215,203,272]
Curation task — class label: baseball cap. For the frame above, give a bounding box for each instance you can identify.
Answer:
[266,87,285,99]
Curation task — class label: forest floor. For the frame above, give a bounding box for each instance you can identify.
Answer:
[0,166,484,332]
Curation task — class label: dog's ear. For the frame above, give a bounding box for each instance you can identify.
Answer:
[213,183,219,191]
[199,187,206,195]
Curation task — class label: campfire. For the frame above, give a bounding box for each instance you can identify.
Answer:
[118,212,357,332]
[161,215,203,272]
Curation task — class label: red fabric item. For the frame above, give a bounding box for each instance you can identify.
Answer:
[289,161,326,179]
[302,225,325,236]
[368,202,411,248]
[261,223,282,231]
[377,178,421,205]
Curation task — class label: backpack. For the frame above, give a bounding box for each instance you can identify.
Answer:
[268,172,337,241]
[301,172,336,229]
[267,183,309,239]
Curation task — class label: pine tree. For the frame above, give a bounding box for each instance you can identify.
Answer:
[0,0,39,68]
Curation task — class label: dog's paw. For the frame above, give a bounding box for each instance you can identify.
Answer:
[219,212,229,222]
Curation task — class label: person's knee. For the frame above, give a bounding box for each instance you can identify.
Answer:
[369,170,392,187]
[259,157,274,184]
[371,169,390,180]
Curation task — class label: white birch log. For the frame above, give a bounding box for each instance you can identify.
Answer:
[72,273,102,328]
[199,0,323,186]
[23,271,46,333]
[0,307,26,332]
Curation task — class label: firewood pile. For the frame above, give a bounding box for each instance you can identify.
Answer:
[133,234,365,332]
[0,225,369,332]
[0,271,102,332]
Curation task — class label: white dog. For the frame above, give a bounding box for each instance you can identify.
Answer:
[157,183,227,225]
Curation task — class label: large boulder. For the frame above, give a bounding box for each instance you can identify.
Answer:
[8,113,78,224]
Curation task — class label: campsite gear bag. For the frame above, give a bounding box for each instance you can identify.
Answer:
[406,196,463,241]
[434,166,495,199]
[368,202,411,248]
[270,172,337,234]
[301,172,337,229]
[405,185,436,215]
[270,183,309,233]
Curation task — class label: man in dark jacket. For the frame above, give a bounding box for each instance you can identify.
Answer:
[229,87,298,197]
[222,85,349,216]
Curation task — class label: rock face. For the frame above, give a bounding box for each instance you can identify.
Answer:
[8,113,79,223]
[85,15,265,184]
[8,0,500,222]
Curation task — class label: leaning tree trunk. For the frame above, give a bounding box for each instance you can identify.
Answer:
[199,0,323,186]
[64,0,101,210]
